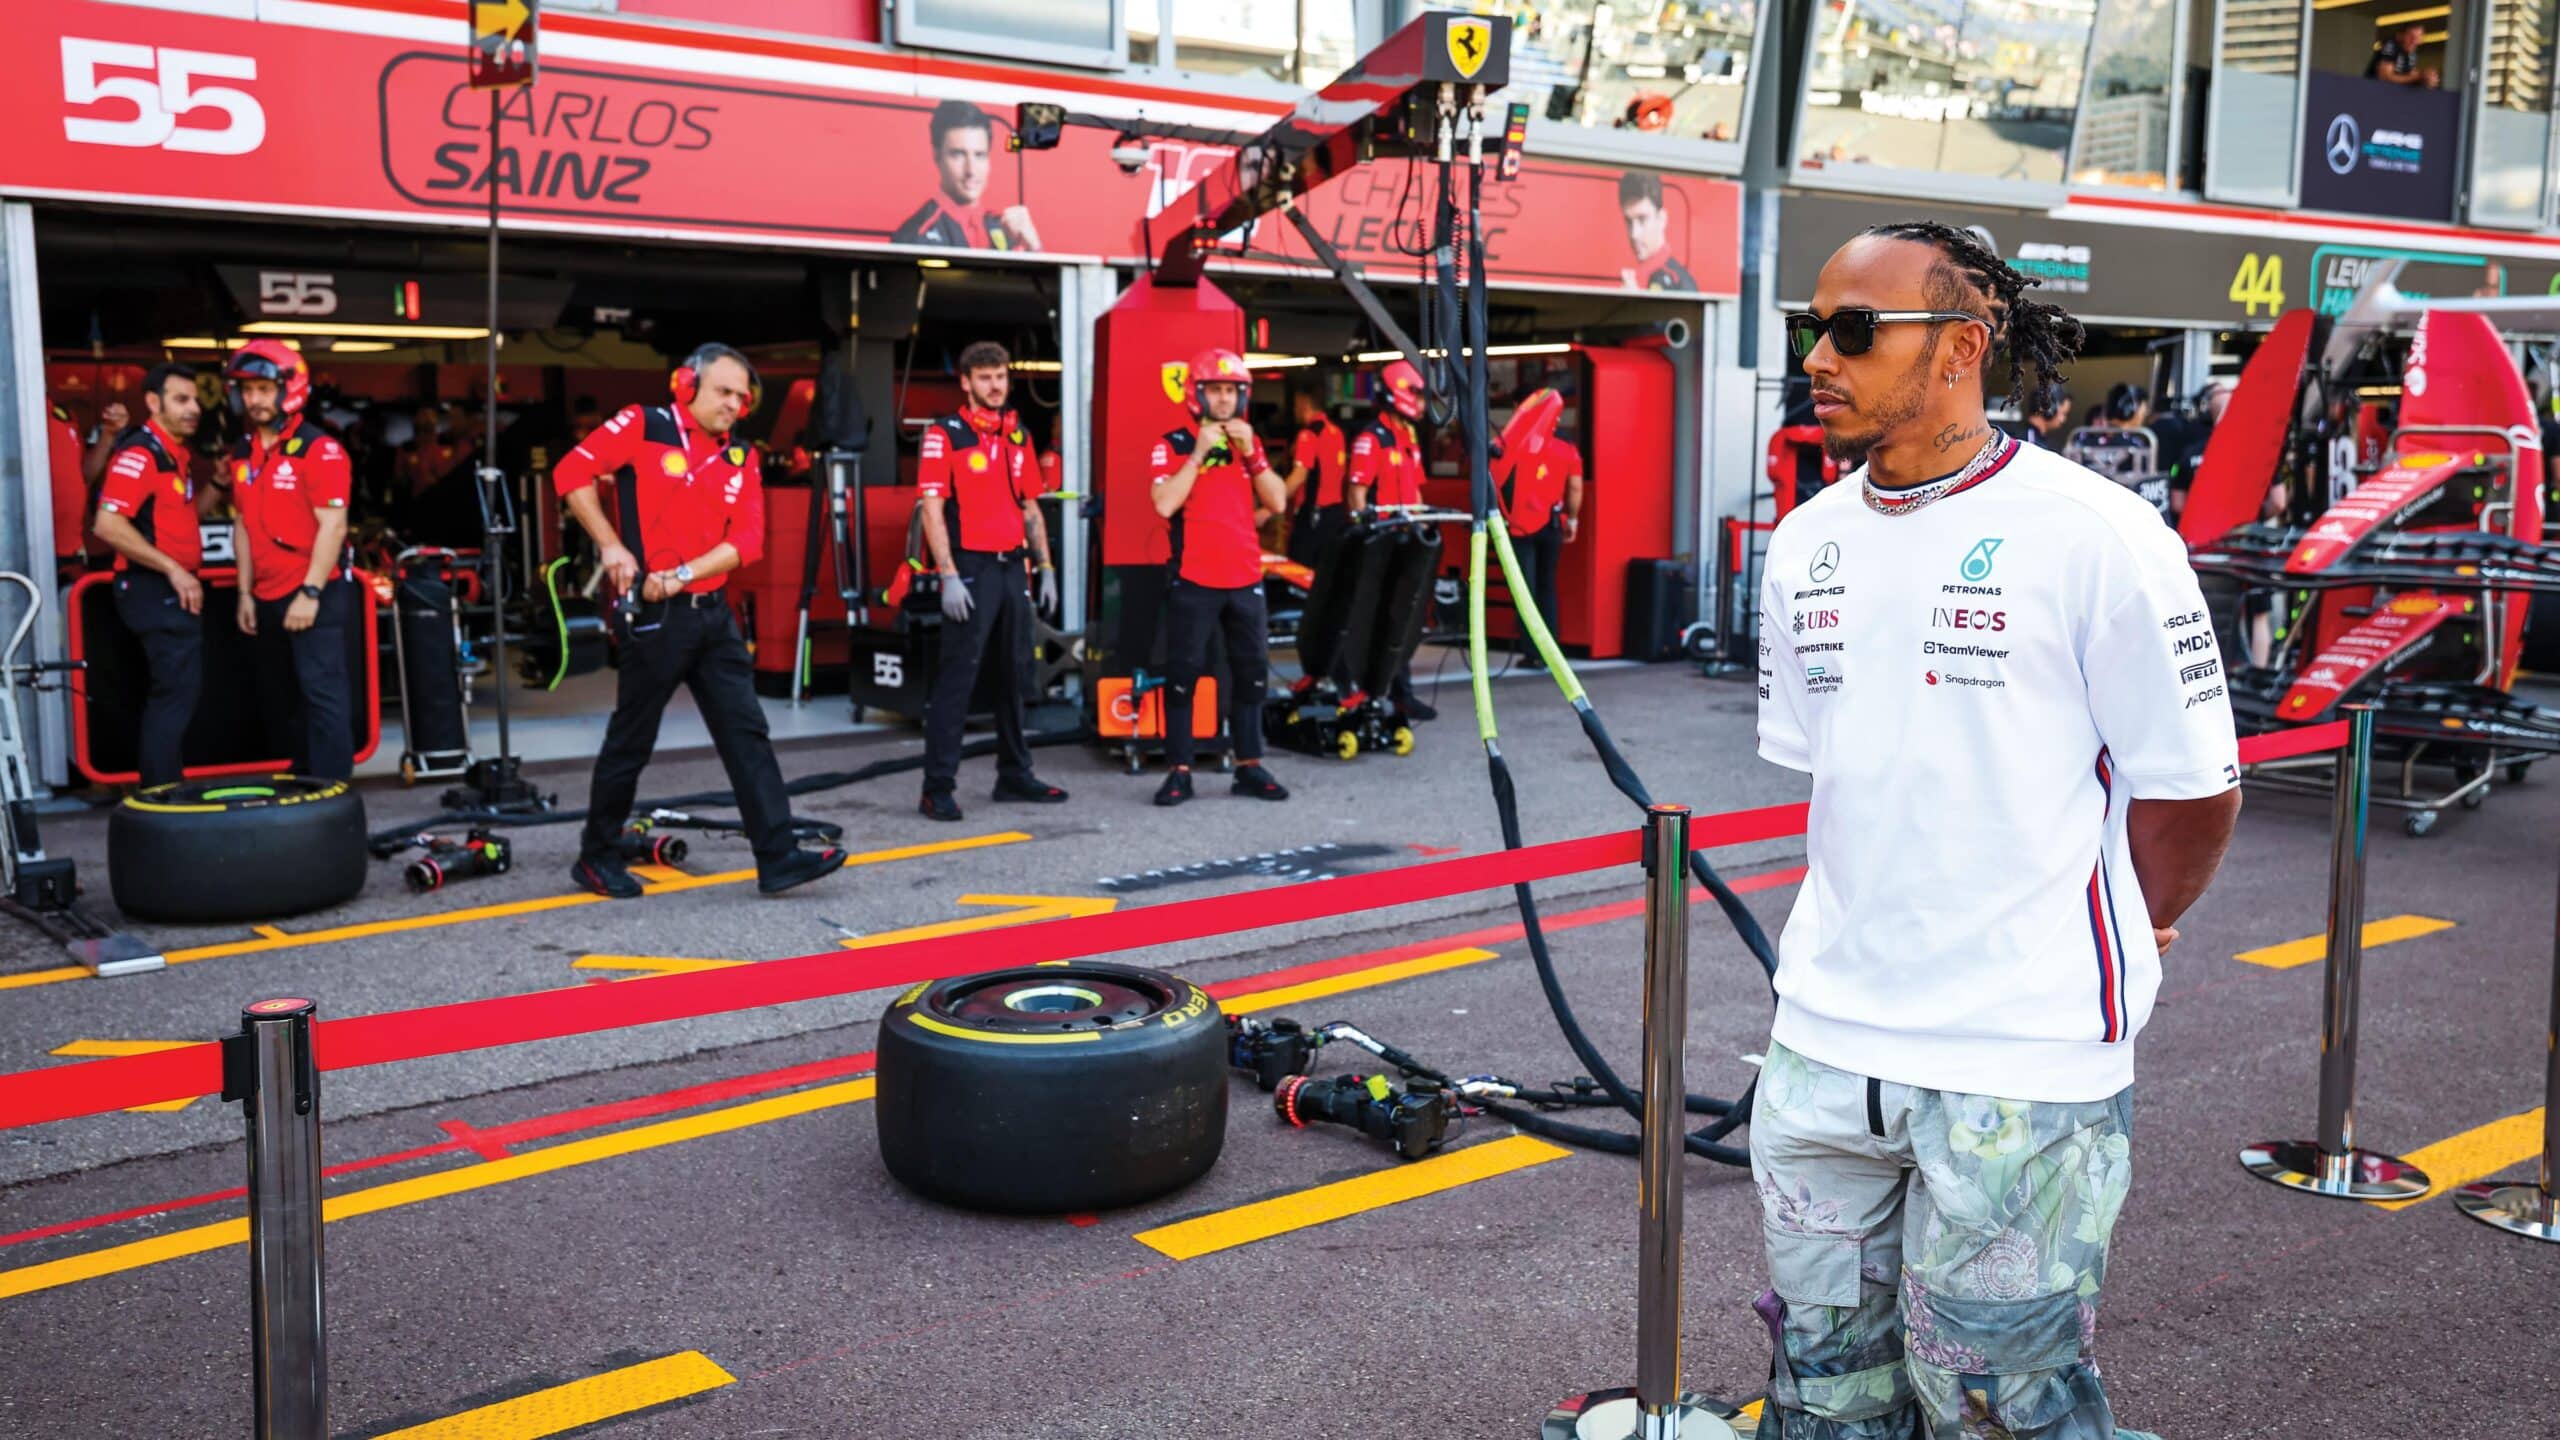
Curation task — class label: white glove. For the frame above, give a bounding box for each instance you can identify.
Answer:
[939,573,973,623]
[1036,566,1059,616]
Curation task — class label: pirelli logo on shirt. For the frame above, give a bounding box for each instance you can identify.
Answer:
[2179,658,2221,685]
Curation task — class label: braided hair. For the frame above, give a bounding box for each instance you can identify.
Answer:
[1861,221,2084,415]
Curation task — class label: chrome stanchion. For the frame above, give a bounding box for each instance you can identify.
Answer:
[2241,707,2431,1201]
[223,998,328,1438]
[1544,807,1738,1440]
[2451,844,2560,1242]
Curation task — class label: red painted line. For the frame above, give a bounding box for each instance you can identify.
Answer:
[1064,1214,1101,1228]
[0,1136,464,1249]
[437,1120,514,1163]
[1409,844,1464,856]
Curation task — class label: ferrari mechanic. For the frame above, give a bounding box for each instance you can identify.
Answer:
[1147,349,1291,807]
[92,363,212,787]
[1345,357,1434,719]
[554,343,847,899]
[1754,221,2241,1439]
[225,341,359,781]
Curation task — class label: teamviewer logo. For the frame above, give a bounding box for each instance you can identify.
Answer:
[2326,114,2360,175]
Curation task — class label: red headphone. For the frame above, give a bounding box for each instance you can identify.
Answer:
[670,343,763,414]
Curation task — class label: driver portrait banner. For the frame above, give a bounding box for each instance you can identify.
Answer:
[2,1,1738,297]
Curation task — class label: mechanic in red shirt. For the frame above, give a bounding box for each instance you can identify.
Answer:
[1282,387,1351,567]
[554,343,846,899]
[93,363,211,786]
[223,342,358,780]
[1342,357,1436,718]
[1147,348,1291,807]
[47,403,89,580]
[915,339,1068,822]
[1493,388,1586,667]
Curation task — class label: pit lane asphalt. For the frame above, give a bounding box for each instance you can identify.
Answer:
[3,660,2556,1436]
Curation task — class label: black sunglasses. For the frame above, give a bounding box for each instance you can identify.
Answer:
[1786,308,1984,360]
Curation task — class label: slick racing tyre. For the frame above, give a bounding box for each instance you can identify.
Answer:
[109,776,368,922]
[876,963,1227,1213]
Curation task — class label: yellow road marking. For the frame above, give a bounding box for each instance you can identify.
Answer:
[842,892,1119,949]
[0,833,1030,985]
[572,955,748,978]
[374,1350,734,1439]
[2234,915,2456,970]
[1132,1135,1571,1261]
[0,1079,875,1302]
[1223,947,1501,1015]
[2377,1107,2548,1211]
[48,1041,202,1112]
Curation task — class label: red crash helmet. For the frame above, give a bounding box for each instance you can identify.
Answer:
[223,339,311,417]
[1188,348,1252,415]
[1379,358,1428,421]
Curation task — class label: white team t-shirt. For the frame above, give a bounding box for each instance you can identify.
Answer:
[1757,435,2239,1103]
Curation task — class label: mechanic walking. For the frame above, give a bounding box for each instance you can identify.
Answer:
[1493,397,1582,666]
[1344,358,1435,719]
[92,363,212,787]
[1149,349,1290,807]
[555,343,847,899]
[1282,386,1350,567]
[1755,222,2241,1439]
[225,341,358,780]
[916,340,1069,822]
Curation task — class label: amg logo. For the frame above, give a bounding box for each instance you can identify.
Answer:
[2172,633,2214,656]
[2179,659,2221,685]
[1793,585,1846,600]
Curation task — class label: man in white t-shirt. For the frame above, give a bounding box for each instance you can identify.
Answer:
[1751,221,2241,1439]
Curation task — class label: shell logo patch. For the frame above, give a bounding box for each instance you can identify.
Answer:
[1160,361,1191,406]
[967,451,990,473]
[660,451,690,477]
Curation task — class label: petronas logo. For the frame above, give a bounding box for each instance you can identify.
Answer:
[1960,537,2004,582]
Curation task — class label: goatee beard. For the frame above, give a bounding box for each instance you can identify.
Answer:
[1822,432,1871,468]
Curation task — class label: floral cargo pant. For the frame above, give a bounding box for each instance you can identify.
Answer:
[1748,1041,2156,1440]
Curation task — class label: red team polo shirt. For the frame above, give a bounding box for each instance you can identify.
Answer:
[917,408,1038,555]
[1348,414,1423,508]
[1150,425,1268,589]
[230,417,352,601]
[98,420,201,574]
[554,404,765,593]
[1498,439,1581,537]
[1292,416,1351,508]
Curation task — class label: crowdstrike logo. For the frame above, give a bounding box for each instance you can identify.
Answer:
[2326,114,2360,175]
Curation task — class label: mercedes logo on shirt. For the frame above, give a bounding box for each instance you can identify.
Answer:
[2326,114,2361,175]
[1809,541,1841,583]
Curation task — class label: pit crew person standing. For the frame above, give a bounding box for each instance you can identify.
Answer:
[225,342,358,780]
[1282,387,1350,567]
[1148,349,1290,807]
[915,340,1068,822]
[1345,358,1435,719]
[554,344,847,899]
[93,363,211,787]
[1754,222,2240,1439]
[1493,397,1583,666]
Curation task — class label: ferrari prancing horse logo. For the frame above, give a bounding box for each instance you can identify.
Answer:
[1445,18,1491,78]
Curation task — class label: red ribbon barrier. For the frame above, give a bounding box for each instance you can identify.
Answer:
[2236,720,2351,766]
[0,803,1811,1131]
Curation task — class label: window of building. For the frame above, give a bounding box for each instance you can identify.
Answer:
[2201,0,2308,204]
[1132,0,1362,85]
[896,0,1128,71]
[2470,0,2559,226]
[1795,0,2099,194]
[1496,0,1757,145]
[2071,0,2182,188]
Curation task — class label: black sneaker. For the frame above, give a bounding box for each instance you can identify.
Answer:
[1397,692,1440,722]
[1232,765,1290,801]
[759,846,848,895]
[992,773,1070,804]
[919,790,962,822]
[1154,768,1195,807]
[572,853,643,899]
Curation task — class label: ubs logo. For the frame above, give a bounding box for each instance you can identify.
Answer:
[2326,114,2360,175]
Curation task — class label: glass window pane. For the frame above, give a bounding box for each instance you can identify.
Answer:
[2205,0,2304,203]
[1798,0,2096,185]
[905,0,1119,56]
[2473,0,2558,225]
[1439,1,1758,145]
[1167,0,1356,85]
[2072,0,2178,188]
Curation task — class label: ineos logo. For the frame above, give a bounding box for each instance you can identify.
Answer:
[1809,541,1840,583]
[2326,114,2360,175]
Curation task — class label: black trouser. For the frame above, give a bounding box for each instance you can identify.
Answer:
[249,578,357,780]
[1288,502,1349,568]
[581,596,793,865]
[922,548,1036,796]
[111,570,203,788]
[1164,578,1269,769]
[1508,519,1562,659]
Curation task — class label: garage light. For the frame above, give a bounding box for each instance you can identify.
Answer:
[1246,353,1318,368]
[326,341,398,353]
[918,258,953,269]
[1487,343,1574,356]
[1011,360,1064,372]
[164,336,303,351]
[239,321,490,340]
[1351,343,1572,363]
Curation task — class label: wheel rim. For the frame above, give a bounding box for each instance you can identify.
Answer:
[931,968,1175,1033]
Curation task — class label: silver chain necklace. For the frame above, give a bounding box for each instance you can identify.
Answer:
[1862,432,2009,518]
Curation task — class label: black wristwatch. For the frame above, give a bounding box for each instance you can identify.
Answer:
[296,584,324,602]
